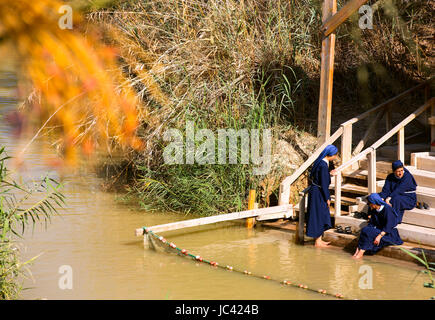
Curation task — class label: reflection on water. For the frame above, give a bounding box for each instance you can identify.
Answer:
[0,65,432,300]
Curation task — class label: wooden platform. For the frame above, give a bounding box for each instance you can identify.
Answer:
[135,204,293,236]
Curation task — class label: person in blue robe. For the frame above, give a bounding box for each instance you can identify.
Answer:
[353,193,403,259]
[306,144,338,247]
[378,160,417,223]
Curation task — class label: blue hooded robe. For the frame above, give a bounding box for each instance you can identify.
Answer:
[306,145,337,238]
[358,193,403,253]
[378,160,417,224]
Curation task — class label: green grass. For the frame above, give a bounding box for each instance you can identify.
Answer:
[0,147,65,299]
[90,0,433,216]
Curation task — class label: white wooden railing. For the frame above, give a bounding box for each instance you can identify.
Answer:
[333,96,435,216]
[278,79,433,219]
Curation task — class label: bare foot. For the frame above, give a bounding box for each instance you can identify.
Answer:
[352,250,365,259]
[315,240,330,248]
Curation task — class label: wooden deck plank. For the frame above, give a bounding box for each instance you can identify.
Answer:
[342,169,388,180]
[135,204,292,235]
[329,183,369,194]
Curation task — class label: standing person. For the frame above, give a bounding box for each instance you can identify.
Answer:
[379,160,417,223]
[353,193,403,259]
[306,145,338,248]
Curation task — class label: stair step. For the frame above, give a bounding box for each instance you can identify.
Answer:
[342,169,388,180]
[416,185,435,208]
[329,183,382,194]
[330,195,358,205]
[359,159,393,174]
[377,143,428,160]
[407,166,435,188]
[397,224,435,247]
[335,216,435,247]
[402,208,435,229]
[357,164,435,189]
[329,208,349,216]
[293,202,348,216]
[415,154,435,172]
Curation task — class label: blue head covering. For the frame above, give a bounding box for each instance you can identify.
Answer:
[310,144,338,178]
[367,193,387,206]
[391,160,417,186]
[367,193,398,217]
[392,160,404,171]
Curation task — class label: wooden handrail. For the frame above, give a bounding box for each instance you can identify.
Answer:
[335,147,373,173]
[279,79,432,214]
[321,0,369,37]
[332,97,434,217]
[336,97,434,174]
[342,81,430,127]
[371,98,434,150]
[352,108,386,156]
[278,126,343,205]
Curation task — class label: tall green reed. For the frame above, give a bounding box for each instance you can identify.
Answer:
[0,147,65,299]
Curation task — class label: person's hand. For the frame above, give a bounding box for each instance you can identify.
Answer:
[386,198,391,206]
[330,169,337,176]
[327,200,331,207]
[374,234,383,246]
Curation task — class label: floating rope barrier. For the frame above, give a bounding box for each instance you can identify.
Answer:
[142,227,349,300]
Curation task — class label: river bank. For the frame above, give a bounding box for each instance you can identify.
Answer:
[86,0,433,217]
[1,1,434,300]
[261,219,435,264]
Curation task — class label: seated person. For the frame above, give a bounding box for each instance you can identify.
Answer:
[378,160,417,223]
[353,193,403,259]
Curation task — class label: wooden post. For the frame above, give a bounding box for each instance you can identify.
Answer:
[246,189,256,228]
[334,173,342,217]
[146,234,155,250]
[397,127,405,163]
[367,149,376,194]
[295,193,306,245]
[341,123,352,169]
[352,109,385,156]
[431,118,435,153]
[321,0,369,37]
[278,183,290,205]
[430,88,435,152]
[317,0,337,143]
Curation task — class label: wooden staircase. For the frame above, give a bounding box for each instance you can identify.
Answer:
[277,79,435,246]
[334,151,435,247]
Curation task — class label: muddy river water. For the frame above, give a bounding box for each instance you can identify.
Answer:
[0,56,432,300]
